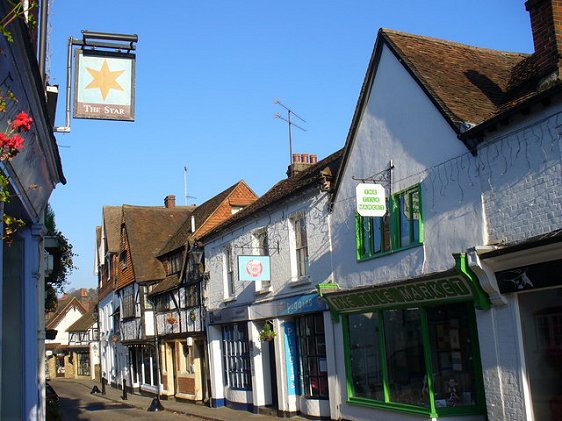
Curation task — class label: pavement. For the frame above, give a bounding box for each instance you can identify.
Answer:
[49,378,308,421]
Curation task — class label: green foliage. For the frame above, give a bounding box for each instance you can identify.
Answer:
[44,204,76,312]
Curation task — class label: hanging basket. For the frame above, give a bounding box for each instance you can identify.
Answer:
[259,323,276,342]
[166,315,177,325]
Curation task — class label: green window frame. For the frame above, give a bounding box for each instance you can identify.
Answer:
[356,185,422,260]
[343,301,485,418]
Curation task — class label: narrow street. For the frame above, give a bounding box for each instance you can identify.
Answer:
[50,379,201,421]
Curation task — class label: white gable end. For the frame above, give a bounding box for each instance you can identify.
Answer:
[331,44,485,289]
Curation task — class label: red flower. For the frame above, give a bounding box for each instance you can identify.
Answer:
[0,133,8,148]
[7,134,25,151]
[11,111,33,132]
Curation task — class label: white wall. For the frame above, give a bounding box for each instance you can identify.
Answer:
[477,107,562,244]
[206,191,332,312]
[331,45,484,291]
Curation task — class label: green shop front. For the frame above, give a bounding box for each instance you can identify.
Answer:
[319,256,490,420]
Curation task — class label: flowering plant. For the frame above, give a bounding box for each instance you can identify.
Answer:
[259,323,276,342]
[1,89,30,240]
[166,315,177,325]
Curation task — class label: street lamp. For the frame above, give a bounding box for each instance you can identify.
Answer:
[147,294,164,412]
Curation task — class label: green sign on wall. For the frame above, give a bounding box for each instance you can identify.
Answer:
[325,276,473,312]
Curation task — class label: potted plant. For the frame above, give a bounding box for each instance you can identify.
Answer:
[259,322,276,342]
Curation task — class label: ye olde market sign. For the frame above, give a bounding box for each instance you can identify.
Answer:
[74,49,135,121]
[324,276,474,312]
[356,183,386,217]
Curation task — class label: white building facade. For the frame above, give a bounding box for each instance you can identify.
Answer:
[203,152,342,418]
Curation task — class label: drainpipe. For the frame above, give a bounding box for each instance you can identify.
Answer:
[38,0,48,84]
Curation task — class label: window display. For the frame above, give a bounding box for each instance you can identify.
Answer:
[345,302,483,416]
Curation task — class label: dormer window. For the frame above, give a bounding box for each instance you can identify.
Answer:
[168,253,182,275]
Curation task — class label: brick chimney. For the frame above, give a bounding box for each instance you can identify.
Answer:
[80,288,88,298]
[164,194,176,208]
[287,153,318,177]
[526,0,562,82]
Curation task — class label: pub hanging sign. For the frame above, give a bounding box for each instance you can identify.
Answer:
[74,49,136,121]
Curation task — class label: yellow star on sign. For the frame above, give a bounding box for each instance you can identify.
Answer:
[85,59,125,100]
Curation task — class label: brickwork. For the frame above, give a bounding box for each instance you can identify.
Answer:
[480,112,562,244]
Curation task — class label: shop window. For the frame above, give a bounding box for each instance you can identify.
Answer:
[222,323,252,390]
[356,185,422,260]
[348,313,383,400]
[345,301,482,417]
[297,313,328,398]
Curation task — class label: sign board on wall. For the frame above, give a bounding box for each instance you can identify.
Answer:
[74,49,135,121]
[356,183,386,217]
[238,256,271,282]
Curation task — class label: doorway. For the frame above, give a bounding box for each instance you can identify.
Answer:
[267,330,278,412]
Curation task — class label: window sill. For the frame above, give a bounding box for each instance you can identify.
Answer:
[290,276,311,287]
[223,297,236,304]
[255,288,272,296]
[357,242,423,262]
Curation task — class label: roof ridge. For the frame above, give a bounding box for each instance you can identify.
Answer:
[381,28,529,58]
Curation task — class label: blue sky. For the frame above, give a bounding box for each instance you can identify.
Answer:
[47,1,534,291]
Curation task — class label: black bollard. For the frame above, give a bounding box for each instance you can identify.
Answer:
[121,379,128,400]
[101,377,106,395]
[147,397,164,412]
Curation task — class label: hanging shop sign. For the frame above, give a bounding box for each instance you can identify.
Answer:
[324,276,474,313]
[238,255,271,282]
[74,49,135,121]
[495,259,562,294]
[356,183,386,217]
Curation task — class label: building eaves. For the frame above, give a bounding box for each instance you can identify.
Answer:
[200,149,344,242]
[67,310,96,332]
[158,181,254,257]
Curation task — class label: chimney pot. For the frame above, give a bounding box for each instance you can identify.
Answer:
[164,195,176,208]
[525,0,562,79]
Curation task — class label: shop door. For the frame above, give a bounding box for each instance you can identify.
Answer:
[170,343,177,395]
[519,287,562,421]
[268,338,278,411]
[77,351,90,376]
[56,355,65,377]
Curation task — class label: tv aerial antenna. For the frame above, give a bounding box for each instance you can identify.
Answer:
[274,99,306,164]
[183,166,197,205]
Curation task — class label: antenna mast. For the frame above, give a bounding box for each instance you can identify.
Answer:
[183,166,197,205]
[274,99,306,164]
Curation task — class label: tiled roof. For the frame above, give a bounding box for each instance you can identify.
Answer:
[123,205,193,283]
[103,206,122,253]
[67,310,96,332]
[158,181,252,256]
[382,29,529,128]
[200,148,344,241]
[149,274,180,296]
[45,297,87,330]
